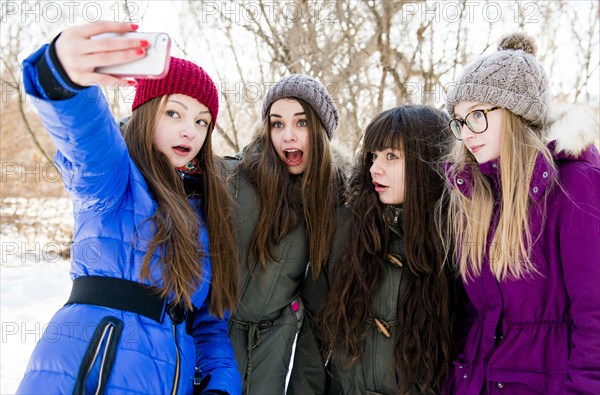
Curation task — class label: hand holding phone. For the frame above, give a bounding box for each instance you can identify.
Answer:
[93,32,171,79]
[54,22,169,87]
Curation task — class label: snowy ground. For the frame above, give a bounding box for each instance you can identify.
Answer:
[0,261,71,393]
[1,198,73,393]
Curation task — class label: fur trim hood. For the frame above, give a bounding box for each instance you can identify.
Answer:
[546,104,599,157]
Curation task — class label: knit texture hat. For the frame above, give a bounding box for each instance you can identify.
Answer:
[132,57,219,125]
[446,32,548,127]
[262,74,339,139]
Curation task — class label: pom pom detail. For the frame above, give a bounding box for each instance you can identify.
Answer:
[498,32,537,56]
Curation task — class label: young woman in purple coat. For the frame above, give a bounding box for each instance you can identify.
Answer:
[444,32,600,394]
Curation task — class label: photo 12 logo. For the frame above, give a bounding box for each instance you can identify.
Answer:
[401,1,540,24]
[199,1,338,24]
[2,321,140,344]
[218,80,341,105]
[1,1,143,24]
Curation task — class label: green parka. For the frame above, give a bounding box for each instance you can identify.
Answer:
[289,206,417,395]
[224,154,309,395]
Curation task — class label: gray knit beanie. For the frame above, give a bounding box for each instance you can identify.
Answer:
[262,74,339,140]
[446,32,548,128]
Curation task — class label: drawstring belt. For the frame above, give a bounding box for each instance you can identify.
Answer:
[229,318,273,394]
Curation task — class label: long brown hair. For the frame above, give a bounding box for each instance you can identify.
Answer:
[241,98,343,276]
[123,96,238,317]
[319,105,453,394]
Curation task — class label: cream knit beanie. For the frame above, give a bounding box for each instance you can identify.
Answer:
[446,32,548,128]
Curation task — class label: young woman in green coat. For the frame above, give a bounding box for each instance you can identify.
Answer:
[289,105,458,395]
[224,75,345,394]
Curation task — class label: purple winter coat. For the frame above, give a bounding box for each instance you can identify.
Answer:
[446,127,600,394]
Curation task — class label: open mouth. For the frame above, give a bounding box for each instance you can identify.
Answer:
[173,145,191,156]
[373,181,389,192]
[284,149,304,166]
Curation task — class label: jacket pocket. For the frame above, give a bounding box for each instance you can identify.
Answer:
[489,366,567,394]
[73,316,123,395]
[452,354,473,382]
[449,354,473,394]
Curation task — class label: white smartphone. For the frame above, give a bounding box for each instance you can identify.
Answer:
[93,32,171,79]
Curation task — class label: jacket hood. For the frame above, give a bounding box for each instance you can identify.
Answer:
[546,104,599,157]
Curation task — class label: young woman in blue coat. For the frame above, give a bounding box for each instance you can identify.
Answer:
[18,21,241,394]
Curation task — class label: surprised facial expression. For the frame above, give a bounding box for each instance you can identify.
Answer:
[370,148,406,205]
[269,98,311,175]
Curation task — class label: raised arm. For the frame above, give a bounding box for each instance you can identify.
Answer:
[22,22,146,211]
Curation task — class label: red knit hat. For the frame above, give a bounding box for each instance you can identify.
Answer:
[132,57,219,125]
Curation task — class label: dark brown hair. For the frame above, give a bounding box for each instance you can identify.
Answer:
[123,96,238,317]
[319,105,453,393]
[241,98,343,276]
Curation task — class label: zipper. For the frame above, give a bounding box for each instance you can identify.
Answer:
[81,322,116,395]
[170,324,181,395]
[73,316,124,395]
[94,324,116,395]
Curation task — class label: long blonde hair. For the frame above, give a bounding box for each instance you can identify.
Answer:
[446,110,555,281]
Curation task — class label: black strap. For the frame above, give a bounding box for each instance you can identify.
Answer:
[66,276,167,322]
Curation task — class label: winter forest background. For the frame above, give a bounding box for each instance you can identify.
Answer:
[1,0,599,392]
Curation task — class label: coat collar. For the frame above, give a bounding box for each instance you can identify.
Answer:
[383,205,403,238]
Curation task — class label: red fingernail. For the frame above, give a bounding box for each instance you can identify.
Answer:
[131,23,139,30]
[140,40,149,48]
[128,80,137,86]
[135,48,145,55]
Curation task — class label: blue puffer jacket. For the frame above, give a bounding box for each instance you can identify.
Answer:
[17,45,241,395]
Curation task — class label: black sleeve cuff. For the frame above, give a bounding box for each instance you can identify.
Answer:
[36,33,86,100]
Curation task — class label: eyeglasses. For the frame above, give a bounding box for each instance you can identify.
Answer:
[449,106,500,140]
